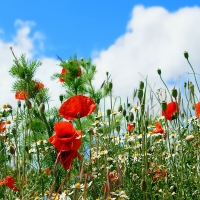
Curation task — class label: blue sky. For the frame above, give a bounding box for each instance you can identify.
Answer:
[1,1,200,108]
[1,0,200,60]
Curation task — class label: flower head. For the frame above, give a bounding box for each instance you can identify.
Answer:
[49,121,82,152]
[34,82,44,90]
[59,66,82,82]
[15,91,29,100]
[0,121,6,132]
[195,102,200,118]
[0,175,19,192]
[127,123,134,133]
[59,95,96,120]
[162,102,179,120]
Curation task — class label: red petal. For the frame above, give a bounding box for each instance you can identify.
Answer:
[162,102,179,120]
[196,102,200,117]
[152,122,164,134]
[59,95,96,120]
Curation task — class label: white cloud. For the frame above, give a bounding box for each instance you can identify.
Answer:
[92,5,200,108]
[0,20,63,108]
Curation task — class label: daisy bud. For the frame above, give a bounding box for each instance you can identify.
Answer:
[2,104,7,109]
[185,135,194,142]
[157,68,161,75]
[172,88,178,98]
[140,179,147,191]
[184,51,189,59]
[9,145,15,155]
[39,103,45,114]
[118,105,123,112]
[139,81,144,90]
[137,89,143,100]
[6,120,11,124]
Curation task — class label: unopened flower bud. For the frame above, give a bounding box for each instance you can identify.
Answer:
[59,94,64,103]
[172,88,178,98]
[9,145,15,155]
[6,120,11,124]
[25,100,32,109]
[118,105,123,112]
[184,51,189,60]
[109,82,113,90]
[116,125,120,132]
[139,81,144,90]
[189,82,194,95]
[129,112,134,122]
[122,109,126,117]
[184,82,187,88]
[107,109,111,116]
[140,179,147,191]
[18,100,21,108]
[157,68,161,75]
[39,103,45,114]
[161,101,167,111]
[137,89,143,100]
[185,135,194,142]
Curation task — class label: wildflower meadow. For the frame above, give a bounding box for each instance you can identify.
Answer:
[0,48,200,200]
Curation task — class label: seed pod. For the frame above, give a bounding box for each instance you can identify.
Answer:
[189,82,194,95]
[109,82,113,90]
[18,100,21,108]
[9,146,15,155]
[59,94,64,103]
[185,135,194,142]
[116,125,120,133]
[39,103,45,114]
[107,109,111,116]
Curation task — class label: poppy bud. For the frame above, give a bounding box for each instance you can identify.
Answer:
[157,68,161,75]
[122,109,126,117]
[116,125,120,132]
[91,65,96,72]
[184,51,189,60]
[106,72,109,77]
[139,81,144,90]
[109,82,113,90]
[161,101,167,111]
[9,145,15,155]
[140,179,147,191]
[172,88,178,98]
[17,100,21,108]
[12,128,16,135]
[125,116,129,121]
[189,82,194,95]
[107,109,111,116]
[172,112,178,120]
[129,112,134,122]
[185,135,194,142]
[25,100,32,109]
[25,145,29,152]
[137,89,143,100]
[39,103,45,114]
[59,94,64,103]
[118,105,123,112]
[192,104,195,110]
[184,82,187,88]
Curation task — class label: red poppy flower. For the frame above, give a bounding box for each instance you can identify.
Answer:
[108,171,119,185]
[49,121,82,152]
[195,102,200,117]
[59,150,80,170]
[15,91,29,100]
[0,121,6,132]
[59,66,82,82]
[149,162,167,181]
[44,168,51,175]
[152,122,164,134]
[162,102,179,120]
[59,95,96,120]
[127,123,134,132]
[0,175,19,192]
[34,82,44,90]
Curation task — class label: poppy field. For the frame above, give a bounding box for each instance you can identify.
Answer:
[0,49,200,200]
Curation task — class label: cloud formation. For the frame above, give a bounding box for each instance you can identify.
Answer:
[0,20,63,108]
[92,5,200,107]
